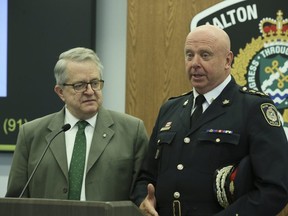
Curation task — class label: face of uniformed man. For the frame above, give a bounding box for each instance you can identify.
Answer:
[184,25,233,95]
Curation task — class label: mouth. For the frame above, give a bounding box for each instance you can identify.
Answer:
[82,99,97,103]
[191,73,205,79]
[192,73,204,77]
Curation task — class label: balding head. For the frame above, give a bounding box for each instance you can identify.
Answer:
[187,24,231,53]
[184,24,233,94]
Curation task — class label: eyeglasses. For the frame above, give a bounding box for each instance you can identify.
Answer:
[62,79,104,93]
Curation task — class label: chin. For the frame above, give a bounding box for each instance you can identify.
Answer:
[82,105,98,113]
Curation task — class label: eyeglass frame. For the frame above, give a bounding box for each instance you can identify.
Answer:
[62,79,104,93]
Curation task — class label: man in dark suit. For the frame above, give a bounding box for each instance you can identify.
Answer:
[132,24,288,215]
[6,47,149,201]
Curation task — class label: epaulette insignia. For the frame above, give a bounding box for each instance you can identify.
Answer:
[260,103,281,127]
[168,90,192,100]
[240,86,269,97]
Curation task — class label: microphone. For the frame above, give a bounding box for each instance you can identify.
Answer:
[19,123,71,198]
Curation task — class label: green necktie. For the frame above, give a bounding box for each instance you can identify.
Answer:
[68,120,88,200]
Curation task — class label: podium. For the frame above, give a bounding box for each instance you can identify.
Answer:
[0,198,144,216]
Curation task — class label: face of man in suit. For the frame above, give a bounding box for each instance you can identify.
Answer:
[184,25,233,95]
[54,60,103,120]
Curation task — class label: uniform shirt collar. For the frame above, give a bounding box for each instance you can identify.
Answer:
[193,75,231,105]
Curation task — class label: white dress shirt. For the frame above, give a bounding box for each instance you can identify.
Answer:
[192,75,232,114]
[64,107,97,201]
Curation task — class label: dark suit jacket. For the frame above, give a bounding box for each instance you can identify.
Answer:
[6,106,148,201]
[132,78,288,216]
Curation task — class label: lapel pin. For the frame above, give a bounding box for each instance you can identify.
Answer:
[183,99,189,106]
[222,99,230,105]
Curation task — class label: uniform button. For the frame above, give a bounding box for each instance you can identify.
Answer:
[63,188,68,194]
[177,164,184,170]
[216,138,221,143]
[174,191,180,199]
[157,139,160,144]
[184,137,190,144]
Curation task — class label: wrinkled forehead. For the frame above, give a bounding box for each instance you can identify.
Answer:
[186,32,216,45]
[186,26,230,51]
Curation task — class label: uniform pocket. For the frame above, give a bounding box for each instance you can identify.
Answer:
[157,131,176,145]
[192,130,241,173]
[155,131,176,172]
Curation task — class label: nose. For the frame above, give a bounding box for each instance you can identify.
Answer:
[84,83,95,94]
[191,54,200,64]
[190,55,201,70]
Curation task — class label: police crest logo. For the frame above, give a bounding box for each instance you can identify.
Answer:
[260,103,281,127]
[232,10,287,129]
[190,0,288,137]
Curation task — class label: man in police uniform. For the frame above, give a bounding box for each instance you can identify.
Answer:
[131,25,288,216]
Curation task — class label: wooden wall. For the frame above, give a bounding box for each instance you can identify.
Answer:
[126,0,222,135]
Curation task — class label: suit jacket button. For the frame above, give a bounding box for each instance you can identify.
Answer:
[174,191,180,198]
[184,137,190,144]
[63,188,68,194]
[177,164,184,170]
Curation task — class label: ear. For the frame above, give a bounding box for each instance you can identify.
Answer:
[54,85,65,102]
[225,51,234,70]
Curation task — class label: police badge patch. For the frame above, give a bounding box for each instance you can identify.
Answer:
[261,103,281,127]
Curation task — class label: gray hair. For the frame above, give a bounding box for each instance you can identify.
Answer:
[54,47,104,84]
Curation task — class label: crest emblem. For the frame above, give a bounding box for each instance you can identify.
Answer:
[232,10,288,129]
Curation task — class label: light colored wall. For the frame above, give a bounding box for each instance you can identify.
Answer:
[0,154,12,197]
[97,0,127,113]
[0,0,127,197]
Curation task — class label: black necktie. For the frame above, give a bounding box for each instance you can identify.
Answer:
[190,94,205,127]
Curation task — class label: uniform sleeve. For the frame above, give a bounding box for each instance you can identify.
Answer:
[131,107,164,206]
[216,98,288,215]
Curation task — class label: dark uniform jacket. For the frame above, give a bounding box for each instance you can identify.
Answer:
[132,77,288,216]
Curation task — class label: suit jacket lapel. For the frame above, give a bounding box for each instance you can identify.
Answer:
[46,108,69,180]
[86,107,115,174]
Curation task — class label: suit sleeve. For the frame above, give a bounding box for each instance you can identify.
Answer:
[129,119,149,199]
[6,125,29,197]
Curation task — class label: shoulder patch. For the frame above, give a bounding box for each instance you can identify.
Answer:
[260,103,281,127]
[168,90,192,100]
[239,86,269,97]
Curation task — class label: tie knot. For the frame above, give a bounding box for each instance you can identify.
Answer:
[77,120,88,130]
[195,94,205,107]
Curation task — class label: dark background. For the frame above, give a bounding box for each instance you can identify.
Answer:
[0,0,96,150]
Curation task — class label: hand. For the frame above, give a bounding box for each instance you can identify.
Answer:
[139,183,159,216]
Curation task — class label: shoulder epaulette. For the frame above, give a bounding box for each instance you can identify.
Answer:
[168,90,192,100]
[239,86,269,97]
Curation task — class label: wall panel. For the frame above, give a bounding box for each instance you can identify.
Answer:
[126,0,222,134]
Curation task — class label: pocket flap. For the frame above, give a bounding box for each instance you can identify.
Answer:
[157,131,176,145]
[199,130,240,145]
